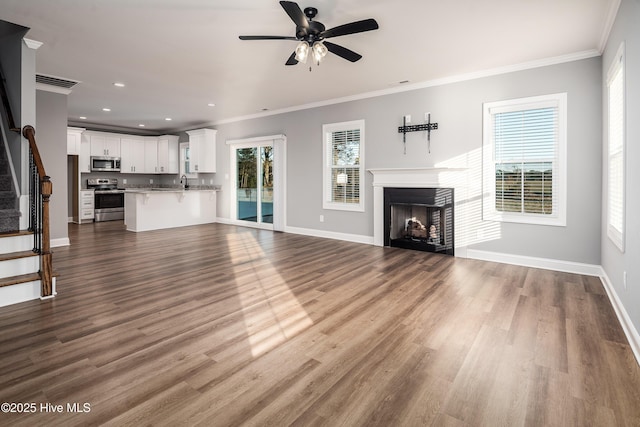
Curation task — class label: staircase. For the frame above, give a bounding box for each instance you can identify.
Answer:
[0,128,56,308]
[0,137,19,232]
[0,142,42,306]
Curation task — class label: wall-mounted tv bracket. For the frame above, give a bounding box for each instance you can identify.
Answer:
[398,113,438,154]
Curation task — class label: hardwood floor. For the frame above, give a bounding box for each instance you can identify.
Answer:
[1,221,639,426]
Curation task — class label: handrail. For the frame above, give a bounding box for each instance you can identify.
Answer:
[0,65,17,132]
[22,125,54,298]
[22,126,46,178]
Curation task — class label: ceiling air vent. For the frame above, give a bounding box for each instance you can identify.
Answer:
[35,74,80,89]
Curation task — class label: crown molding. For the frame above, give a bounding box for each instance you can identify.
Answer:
[211,49,601,127]
[598,0,622,52]
[23,38,43,50]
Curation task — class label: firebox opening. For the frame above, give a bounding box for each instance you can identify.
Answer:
[384,187,454,255]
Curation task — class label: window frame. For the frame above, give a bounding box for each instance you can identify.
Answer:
[482,93,567,226]
[606,42,626,252]
[322,119,365,212]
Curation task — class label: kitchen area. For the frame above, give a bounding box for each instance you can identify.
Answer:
[67,127,220,232]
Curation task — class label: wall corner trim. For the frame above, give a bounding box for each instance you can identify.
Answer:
[600,270,640,367]
[51,238,70,248]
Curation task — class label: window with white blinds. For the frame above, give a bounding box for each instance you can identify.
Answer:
[322,120,365,211]
[483,93,567,226]
[607,43,625,251]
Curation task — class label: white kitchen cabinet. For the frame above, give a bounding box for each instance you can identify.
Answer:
[144,137,159,173]
[88,132,121,157]
[80,190,94,223]
[120,137,145,173]
[157,135,179,174]
[67,127,84,155]
[186,128,217,173]
[80,133,91,173]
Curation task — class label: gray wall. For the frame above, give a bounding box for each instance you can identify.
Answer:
[36,90,68,242]
[0,21,29,189]
[209,57,602,265]
[601,0,640,338]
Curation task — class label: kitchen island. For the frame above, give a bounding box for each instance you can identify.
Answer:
[124,188,219,232]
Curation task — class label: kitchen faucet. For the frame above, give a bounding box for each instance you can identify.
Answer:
[180,175,189,190]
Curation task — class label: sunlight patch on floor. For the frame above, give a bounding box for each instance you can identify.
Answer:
[226,232,314,358]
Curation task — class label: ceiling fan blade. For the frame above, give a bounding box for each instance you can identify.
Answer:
[323,41,362,62]
[279,1,309,29]
[285,52,299,66]
[239,35,298,40]
[321,18,379,39]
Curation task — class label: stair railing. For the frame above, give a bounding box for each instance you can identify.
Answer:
[22,125,53,297]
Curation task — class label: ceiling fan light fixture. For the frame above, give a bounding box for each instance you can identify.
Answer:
[312,41,328,63]
[294,41,309,63]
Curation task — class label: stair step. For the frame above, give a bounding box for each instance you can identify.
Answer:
[0,209,20,233]
[0,231,34,254]
[0,229,32,238]
[0,272,40,289]
[0,250,38,262]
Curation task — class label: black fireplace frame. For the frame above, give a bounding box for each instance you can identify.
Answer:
[384,187,454,255]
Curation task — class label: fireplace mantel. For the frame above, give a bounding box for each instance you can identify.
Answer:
[368,167,468,251]
[368,167,467,187]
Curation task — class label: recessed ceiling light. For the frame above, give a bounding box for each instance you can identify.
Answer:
[399,80,410,84]
[138,124,145,127]
[165,117,172,121]
[113,82,125,87]
[261,108,269,111]
[79,116,87,120]
[207,103,215,107]
[102,108,111,112]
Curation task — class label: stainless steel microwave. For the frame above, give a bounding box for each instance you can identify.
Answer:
[90,156,121,172]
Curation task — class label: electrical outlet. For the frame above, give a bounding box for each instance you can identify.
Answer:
[201,179,205,184]
[404,115,411,123]
[173,180,175,184]
[210,179,213,184]
[623,271,627,290]
[149,179,153,184]
[320,215,324,223]
[122,179,127,184]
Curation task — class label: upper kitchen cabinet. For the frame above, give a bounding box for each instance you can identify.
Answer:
[144,137,159,173]
[120,137,145,173]
[87,131,121,157]
[157,135,179,174]
[80,133,91,173]
[186,128,217,173]
[67,127,85,155]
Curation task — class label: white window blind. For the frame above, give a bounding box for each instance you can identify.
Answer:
[607,43,625,251]
[323,120,365,211]
[483,93,567,226]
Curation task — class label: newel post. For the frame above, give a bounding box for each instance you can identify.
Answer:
[40,176,53,297]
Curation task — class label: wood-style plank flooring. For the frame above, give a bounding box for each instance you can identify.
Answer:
[1,221,639,426]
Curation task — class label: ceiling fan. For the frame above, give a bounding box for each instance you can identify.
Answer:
[239,1,379,66]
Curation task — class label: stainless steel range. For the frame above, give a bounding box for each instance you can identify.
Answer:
[87,178,125,222]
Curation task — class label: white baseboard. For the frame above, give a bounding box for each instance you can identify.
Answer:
[51,238,70,248]
[599,270,640,367]
[285,226,374,245]
[466,249,602,276]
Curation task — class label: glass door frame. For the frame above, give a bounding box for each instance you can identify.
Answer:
[228,134,286,231]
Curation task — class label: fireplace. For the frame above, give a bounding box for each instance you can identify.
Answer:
[384,187,454,255]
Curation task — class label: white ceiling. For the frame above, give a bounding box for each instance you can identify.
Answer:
[1,0,617,133]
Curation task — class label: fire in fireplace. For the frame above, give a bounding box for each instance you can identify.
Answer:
[384,187,454,255]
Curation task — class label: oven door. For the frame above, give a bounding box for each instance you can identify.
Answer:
[95,192,124,210]
[94,192,124,221]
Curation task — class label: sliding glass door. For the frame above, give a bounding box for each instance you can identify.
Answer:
[235,145,273,225]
